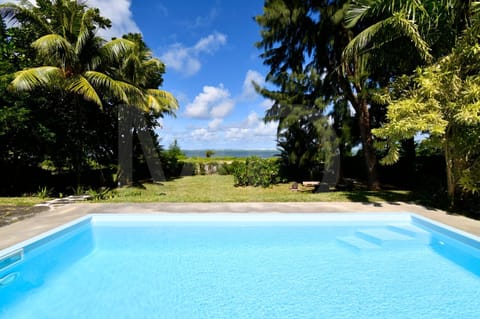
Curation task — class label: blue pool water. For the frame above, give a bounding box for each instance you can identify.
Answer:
[1,213,480,319]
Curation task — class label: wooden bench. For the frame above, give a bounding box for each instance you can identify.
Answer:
[302,181,320,187]
[303,181,330,192]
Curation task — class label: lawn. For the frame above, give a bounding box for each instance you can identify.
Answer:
[107,175,415,203]
[0,197,48,206]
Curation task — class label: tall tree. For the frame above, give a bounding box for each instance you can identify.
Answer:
[1,0,177,187]
[343,0,479,188]
[256,0,474,189]
[373,5,480,205]
[255,0,347,186]
[113,33,178,185]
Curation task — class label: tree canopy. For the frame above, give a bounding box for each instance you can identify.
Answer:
[255,0,480,206]
[0,0,177,194]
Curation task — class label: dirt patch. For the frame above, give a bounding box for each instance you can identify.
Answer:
[0,205,50,227]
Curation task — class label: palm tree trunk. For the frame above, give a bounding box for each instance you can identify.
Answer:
[73,95,84,187]
[117,104,133,187]
[337,56,381,190]
[336,142,346,186]
[357,98,381,190]
[444,131,455,207]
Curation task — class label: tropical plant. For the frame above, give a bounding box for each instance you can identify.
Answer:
[255,0,477,191]
[232,157,284,187]
[373,7,480,205]
[113,33,178,185]
[1,1,178,189]
[255,0,345,186]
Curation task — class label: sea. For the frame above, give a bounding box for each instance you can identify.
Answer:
[183,149,279,158]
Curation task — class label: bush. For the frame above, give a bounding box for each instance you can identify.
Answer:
[160,140,185,178]
[217,162,235,175]
[232,157,284,187]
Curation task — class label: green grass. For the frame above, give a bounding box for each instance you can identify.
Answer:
[106,175,415,203]
[0,197,48,206]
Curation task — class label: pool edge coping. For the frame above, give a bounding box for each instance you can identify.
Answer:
[1,202,480,250]
[2,211,480,262]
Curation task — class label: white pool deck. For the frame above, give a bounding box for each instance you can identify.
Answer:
[1,202,480,250]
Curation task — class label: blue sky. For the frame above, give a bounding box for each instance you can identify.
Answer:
[87,0,277,150]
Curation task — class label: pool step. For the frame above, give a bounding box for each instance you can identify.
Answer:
[387,224,431,243]
[338,224,431,251]
[337,236,381,251]
[356,228,417,247]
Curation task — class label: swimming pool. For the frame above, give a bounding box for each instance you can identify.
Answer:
[1,213,479,318]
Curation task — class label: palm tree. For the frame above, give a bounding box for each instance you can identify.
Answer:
[113,33,178,186]
[340,0,476,190]
[2,1,138,109]
[344,0,479,200]
[1,0,177,185]
[116,33,178,115]
[255,0,348,186]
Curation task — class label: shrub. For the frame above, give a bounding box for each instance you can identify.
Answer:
[217,162,234,175]
[232,157,284,187]
[205,150,215,158]
[86,187,116,200]
[160,140,186,178]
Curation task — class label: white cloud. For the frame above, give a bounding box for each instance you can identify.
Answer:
[210,100,235,118]
[0,0,140,38]
[243,111,277,136]
[225,127,251,141]
[260,98,274,109]
[160,44,201,76]
[245,111,260,127]
[208,118,223,130]
[194,33,226,53]
[219,112,277,142]
[241,70,264,100]
[185,85,234,119]
[87,0,141,39]
[159,112,278,149]
[190,128,217,142]
[161,32,227,76]
[254,121,277,136]
[185,7,218,29]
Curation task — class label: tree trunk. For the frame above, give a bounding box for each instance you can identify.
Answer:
[401,138,416,186]
[336,142,345,186]
[444,135,455,207]
[336,52,381,190]
[357,99,381,190]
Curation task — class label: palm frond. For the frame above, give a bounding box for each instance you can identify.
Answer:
[343,12,432,72]
[345,0,372,28]
[66,75,102,108]
[116,81,146,107]
[0,1,52,34]
[145,89,179,114]
[32,34,76,68]
[10,66,63,91]
[84,70,129,103]
[143,58,164,70]
[101,38,136,65]
[346,0,426,28]
[75,8,98,56]
[392,12,432,61]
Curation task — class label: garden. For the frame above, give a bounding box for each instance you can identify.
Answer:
[1,0,480,221]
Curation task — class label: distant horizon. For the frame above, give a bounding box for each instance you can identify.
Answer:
[182,149,279,158]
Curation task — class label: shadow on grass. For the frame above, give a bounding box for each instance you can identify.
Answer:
[343,190,415,205]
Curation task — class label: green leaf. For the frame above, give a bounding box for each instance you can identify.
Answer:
[66,75,102,108]
[10,66,63,91]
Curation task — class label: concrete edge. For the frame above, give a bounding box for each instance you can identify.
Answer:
[1,201,479,250]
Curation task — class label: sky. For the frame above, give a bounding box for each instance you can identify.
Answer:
[87,0,277,150]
